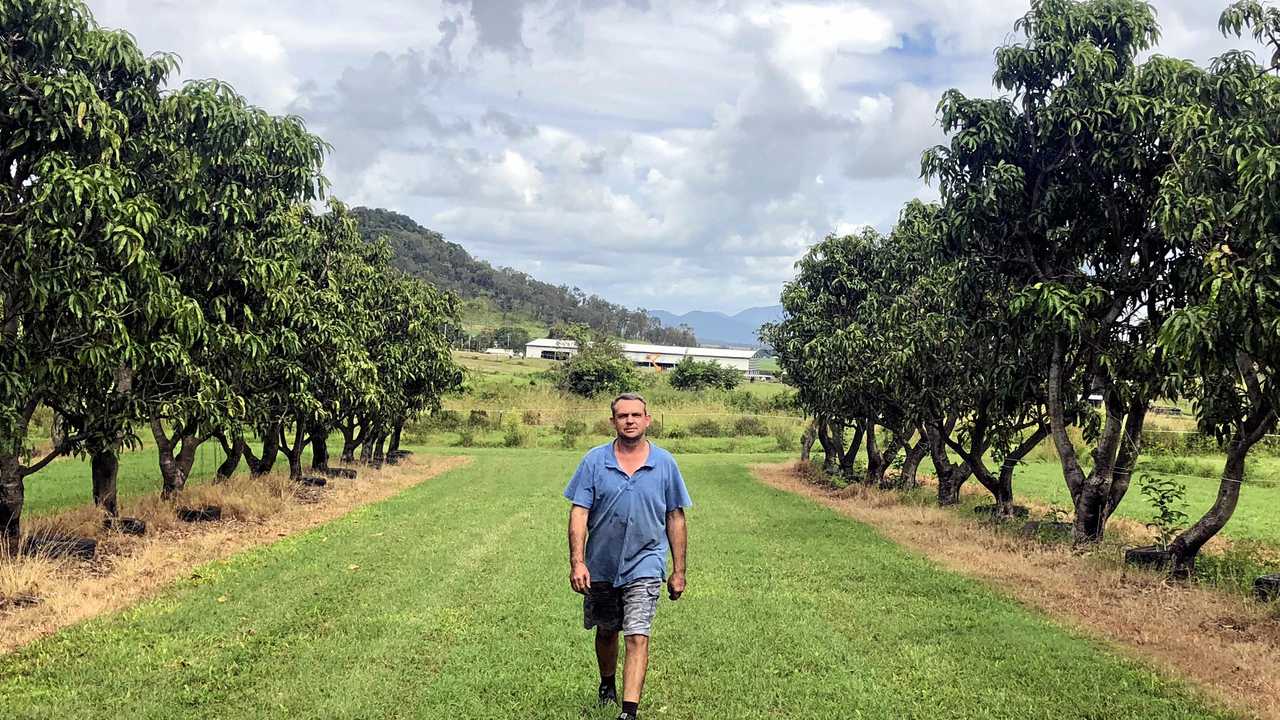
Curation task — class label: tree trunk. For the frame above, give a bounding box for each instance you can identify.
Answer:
[373,433,387,463]
[839,421,865,477]
[91,449,120,517]
[0,406,61,542]
[341,418,365,463]
[310,425,330,471]
[1169,407,1273,576]
[278,423,307,480]
[0,455,24,543]
[388,419,404,455]
[867,427,906,488]
[815,417,840,475]
[245,421,282,477]
[1072,395,1145,544]
[152,418,203,499]
[1105,399,1148,521]
[799,420,817,462]
[216,434,244,481]
[1046,335,1087,505]
[897,437,928,489]
[926,421,969,506]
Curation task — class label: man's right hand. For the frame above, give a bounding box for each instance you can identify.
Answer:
[570,561,591,594]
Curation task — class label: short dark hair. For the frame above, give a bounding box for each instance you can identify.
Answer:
[610,393,648,417]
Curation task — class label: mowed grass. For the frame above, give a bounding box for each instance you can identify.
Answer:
[1006,458,1280,545]
[23,439,227,518]
[0,448,1232,719]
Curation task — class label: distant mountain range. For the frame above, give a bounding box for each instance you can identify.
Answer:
[649,306,785,348]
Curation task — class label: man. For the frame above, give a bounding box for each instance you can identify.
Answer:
[564,392,691,720]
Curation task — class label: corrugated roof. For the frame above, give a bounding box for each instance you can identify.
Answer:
[525,338,579,349]
[621,342,759,359]
[523,338,758,359]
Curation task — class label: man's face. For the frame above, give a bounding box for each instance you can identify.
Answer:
[611,399,651,441]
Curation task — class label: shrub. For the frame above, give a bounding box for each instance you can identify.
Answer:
[726,390,762,412]
[1139,473,1188,550]
[429,409,462,430]
[669,357,741,391]
[591,418,615,436]
[687,418,723,437]
[772,426,795,452]
[521,410,542,426]
[559,418,588,448]
[647,419,664,438]
[665,426,688,439]
[554,337,641,397]
[731,416,770,436]
[502,422,529,448]
[767,391,799,413]
[468,410,491,428]
[457,429,477,448]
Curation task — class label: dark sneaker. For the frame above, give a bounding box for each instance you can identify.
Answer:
[597,684,617,707]
[615,714,636,720]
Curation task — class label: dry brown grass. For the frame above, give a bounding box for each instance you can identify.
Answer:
[752,461,1280,720]
[0,455,470,654]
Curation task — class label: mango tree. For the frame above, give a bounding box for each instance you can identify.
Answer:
[0,0,186,536]
[923,0,1180,543]
[140,80,327,496]
[1154,1,1280,573]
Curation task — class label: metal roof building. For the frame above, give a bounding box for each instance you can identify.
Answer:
[523,338,764,373]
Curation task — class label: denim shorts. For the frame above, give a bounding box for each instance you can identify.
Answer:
[583,578,662,636]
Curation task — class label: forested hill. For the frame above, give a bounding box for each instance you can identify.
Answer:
[352,208,697,345]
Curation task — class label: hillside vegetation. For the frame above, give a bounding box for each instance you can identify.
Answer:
[353,207,698,345]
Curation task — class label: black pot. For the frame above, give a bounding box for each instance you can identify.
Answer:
[973,504,1030,519]
[22,535,97,560]
[300,476,327,487]
[1124,545,1173,571]
[1254,574,1280,602]
[103,517,147,536]
[177,506,223,523]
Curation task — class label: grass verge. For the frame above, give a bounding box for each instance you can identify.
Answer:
[0,455,468,654]
[755,461,1280,720]
[0,449,1236,719]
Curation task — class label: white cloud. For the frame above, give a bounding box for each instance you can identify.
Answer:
[746,2,897,104]
[85,0,1253,314]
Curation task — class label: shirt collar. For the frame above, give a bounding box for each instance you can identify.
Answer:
[605,440,655,471]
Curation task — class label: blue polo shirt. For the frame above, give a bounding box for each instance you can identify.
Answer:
[563,441,692,588]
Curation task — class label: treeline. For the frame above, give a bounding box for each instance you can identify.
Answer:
[353,208,698,346]
[765,0,1280,575]
[1,0,462,539]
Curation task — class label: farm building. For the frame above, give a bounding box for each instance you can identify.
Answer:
[523,338,765,374]
[523,338,578,361]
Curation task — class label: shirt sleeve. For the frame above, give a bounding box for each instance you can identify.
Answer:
[563,456,595,509]
[665,459,693,512]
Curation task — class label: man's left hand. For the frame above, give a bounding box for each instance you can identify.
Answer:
[667,571,686,601]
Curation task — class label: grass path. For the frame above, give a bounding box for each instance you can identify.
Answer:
[1,448,1234,719]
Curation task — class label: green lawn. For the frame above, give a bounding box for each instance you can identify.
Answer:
[1,448,1233,719]
[1006,458,1280,545]
[24,439,227,518]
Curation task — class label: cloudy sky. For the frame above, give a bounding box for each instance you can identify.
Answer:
[90,1,1261,314]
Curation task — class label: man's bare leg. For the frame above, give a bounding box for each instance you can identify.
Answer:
[596,628,619,706]
[596,628,619,676]
[621,633,649,714]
